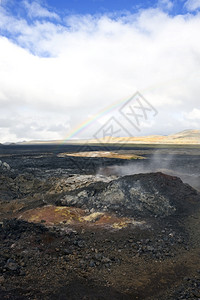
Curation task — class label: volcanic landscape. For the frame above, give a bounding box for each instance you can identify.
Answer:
[0,143,200,299]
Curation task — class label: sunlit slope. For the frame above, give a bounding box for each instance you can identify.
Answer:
[15,129,200,145]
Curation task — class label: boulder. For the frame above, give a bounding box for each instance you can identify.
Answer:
[59,172,200,218]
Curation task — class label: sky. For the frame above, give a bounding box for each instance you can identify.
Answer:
[0,0,200,142]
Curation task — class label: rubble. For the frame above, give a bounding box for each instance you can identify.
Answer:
[59,172,200,218]
[0,147,200,299]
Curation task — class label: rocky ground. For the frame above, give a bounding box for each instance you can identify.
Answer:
[0,145,200,299]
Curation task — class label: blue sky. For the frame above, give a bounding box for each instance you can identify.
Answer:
[46,0,159,15]
[45,0,188,16]
[0,0,200,142]
[2,0,199,22]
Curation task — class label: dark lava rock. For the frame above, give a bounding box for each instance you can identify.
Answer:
[5,259,19,271]
[59,172,200,218]
[169,275,200,299]
[1,219,48,239]
[0,160,11,172]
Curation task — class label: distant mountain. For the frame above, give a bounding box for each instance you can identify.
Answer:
[4,142,16,145]
[169,129,200,139]
[16,139,89,145]
[88,129,200,145]
[13,129,200,145]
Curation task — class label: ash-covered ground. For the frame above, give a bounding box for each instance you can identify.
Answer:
[0,144,200,299]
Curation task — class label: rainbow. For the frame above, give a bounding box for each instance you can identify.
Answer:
[60,74,184,145]
[60,93,134,144]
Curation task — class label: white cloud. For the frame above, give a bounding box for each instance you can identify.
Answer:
[0,4,200,142]
[158,0,174,10]
[186,108,200,119]
[23,1,60,20]
[185,0,200,11]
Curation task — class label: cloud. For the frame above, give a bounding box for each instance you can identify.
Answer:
[23,1,60,20]
[186,108,200,119]
[0,2,200,142]
[157,0,174,10]
[185,0,200,11]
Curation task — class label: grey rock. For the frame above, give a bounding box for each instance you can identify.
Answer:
[2,162,11,171]
[101,257,111,264]
[5,259,19,271]
[89,260,95,267]
[146,246,154,251]
[58,172,200,218]
[77,240,85,248]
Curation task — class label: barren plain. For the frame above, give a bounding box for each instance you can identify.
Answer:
[0,143,200,299]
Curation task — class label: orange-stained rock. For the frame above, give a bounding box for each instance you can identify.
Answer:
[18,205,144,229]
